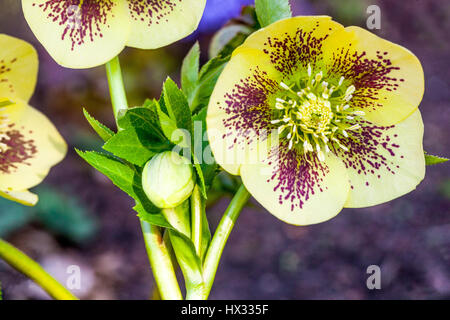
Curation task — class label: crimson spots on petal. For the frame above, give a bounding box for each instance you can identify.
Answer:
[0,124,37,173]
[222,67,278,147]
[333,120,403,187]
[0,57,18,94]
[34,0,115,50]
[128,0,181,26]
[262,24,332,76]
[327,48,403,111]
[268,144,329,211]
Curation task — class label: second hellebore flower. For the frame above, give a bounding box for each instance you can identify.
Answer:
[0,34,67,205]
[207,16,425,225]
[22,0,207,68]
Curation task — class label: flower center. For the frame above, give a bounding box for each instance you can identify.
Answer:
[271,64,365,161]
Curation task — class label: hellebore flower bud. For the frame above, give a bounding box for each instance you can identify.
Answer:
[142,151,195,209]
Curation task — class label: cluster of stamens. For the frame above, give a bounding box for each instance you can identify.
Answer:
[271,64,365,161]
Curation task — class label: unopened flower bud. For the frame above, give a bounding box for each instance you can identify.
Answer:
[142,151,195,209]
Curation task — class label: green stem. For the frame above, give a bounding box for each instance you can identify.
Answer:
[0,239,77,300]
[162,201,191,239]
[190,185,203,256]
[140,222,183,300]
[105,56,128,125]
[203,184,250,298]
[105,56,182,300]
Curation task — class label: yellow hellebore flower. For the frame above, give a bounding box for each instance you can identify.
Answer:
[22,0,207,69]
[0,34,67,206]
[207,16,425,226]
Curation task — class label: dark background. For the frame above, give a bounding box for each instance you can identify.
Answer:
[0,0,449,299]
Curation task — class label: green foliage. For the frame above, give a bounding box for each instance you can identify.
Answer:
[117,103,166,141]
[76,150,170,228]
[255,0,292,28]
[162,77,193,134]
[188,56,228,114]
[103,127,169,166]
[181,42,200,106]
[78,19,250,237]
[425,152,449,166]
[83,108,114,142]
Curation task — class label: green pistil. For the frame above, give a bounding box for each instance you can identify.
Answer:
[271,64,365,160]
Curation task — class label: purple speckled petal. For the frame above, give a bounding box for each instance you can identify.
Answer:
[335,110,425,208]
[240,141,350,226]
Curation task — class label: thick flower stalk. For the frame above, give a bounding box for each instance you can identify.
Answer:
[22,0,207,68]
[0,34,67,205]
[207,16,425,225]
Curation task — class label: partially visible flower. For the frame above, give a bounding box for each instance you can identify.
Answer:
[142,151,195,209]
[207,16,425,225]
[22,0,207,68]
[0,34,67,205]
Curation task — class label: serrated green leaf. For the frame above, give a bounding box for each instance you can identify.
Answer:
[155,99,187,146]
[162,77,193,135]
[76,150,170,228]
[425,153,449,165]
[181,42,200,106]
[76,150,137,196]
[117,105,166,141]
[103,128,170,166]
[83,108,114,142]
[255,0,292,27]
[190,56,228,114]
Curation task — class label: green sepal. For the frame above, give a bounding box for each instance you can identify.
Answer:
[425,152,449,165]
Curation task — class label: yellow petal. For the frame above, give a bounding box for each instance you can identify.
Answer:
[339,110,425,208]
[0,34,38,102]
[0,188,38,206]
[321,26,424,126]
[0,100,67,191]
[22,0,131,69]
[207,48,281,175]
[240,144,350,226]
[126,0,206,49]
[234,16,344,75]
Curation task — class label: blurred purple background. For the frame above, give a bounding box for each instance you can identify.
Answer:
[0,0,449,299]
